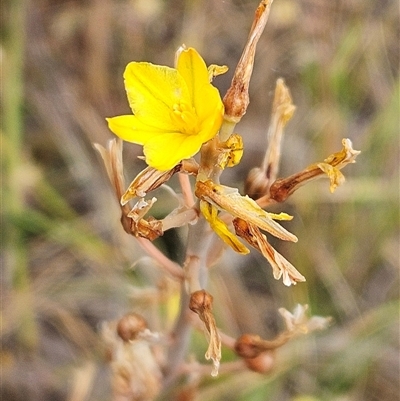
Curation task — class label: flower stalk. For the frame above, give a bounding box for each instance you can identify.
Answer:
[95,0,360,396]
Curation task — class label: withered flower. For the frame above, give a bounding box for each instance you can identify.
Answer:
[245,78,295,198]
[233,218,305,286]
[189,290,221,377]
[264,138,361,205]
[195,180,297,242]
[234,304,331,358]
[121,164,181,205]
[102,316,162,401]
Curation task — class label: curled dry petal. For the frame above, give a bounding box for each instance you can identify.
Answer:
[217,134,244,169]
[189,290,221,377]
[233,218,305,286]
[121,164,181,205]
[278,304,332,334]
[208,64,229,81]
[324,138,361,167]
[196,180,297,242]
[127,198,158,222]
[94,139,125,201]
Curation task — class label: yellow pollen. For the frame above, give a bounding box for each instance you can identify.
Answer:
[171,102,198,134]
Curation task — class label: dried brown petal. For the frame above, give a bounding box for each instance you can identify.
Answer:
[94,139,125,201]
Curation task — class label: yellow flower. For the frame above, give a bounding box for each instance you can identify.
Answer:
[107,47,224,171]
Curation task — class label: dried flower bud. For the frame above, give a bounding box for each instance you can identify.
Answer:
[223,0,273,122]
[234,334,264,359]
[116,312,147,342]
[244,350,275,374]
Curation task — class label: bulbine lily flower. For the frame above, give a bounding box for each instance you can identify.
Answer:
[107,47,225,171]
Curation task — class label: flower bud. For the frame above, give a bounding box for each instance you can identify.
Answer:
[116,312,147,342]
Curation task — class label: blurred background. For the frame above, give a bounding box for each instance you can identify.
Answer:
[2,0,399,400]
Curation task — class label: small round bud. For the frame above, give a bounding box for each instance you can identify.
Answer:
[244,351,275,374]
[116,312,147,342]
[189,290,213,313]
[234,334,262,359]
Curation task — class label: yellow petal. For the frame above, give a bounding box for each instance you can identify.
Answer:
[177,48,224,135]
[124,62,190,130]
[177,48,209,108]
[142,131,207,170]
[106,115,167,145]
[200,201,249,255]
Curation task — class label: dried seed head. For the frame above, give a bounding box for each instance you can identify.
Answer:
[116,312,148,342]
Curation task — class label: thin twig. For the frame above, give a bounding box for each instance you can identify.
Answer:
[136,237,184,281]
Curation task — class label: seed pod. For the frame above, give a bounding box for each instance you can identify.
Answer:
[244,350,275,374]
[234,334,263,359]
